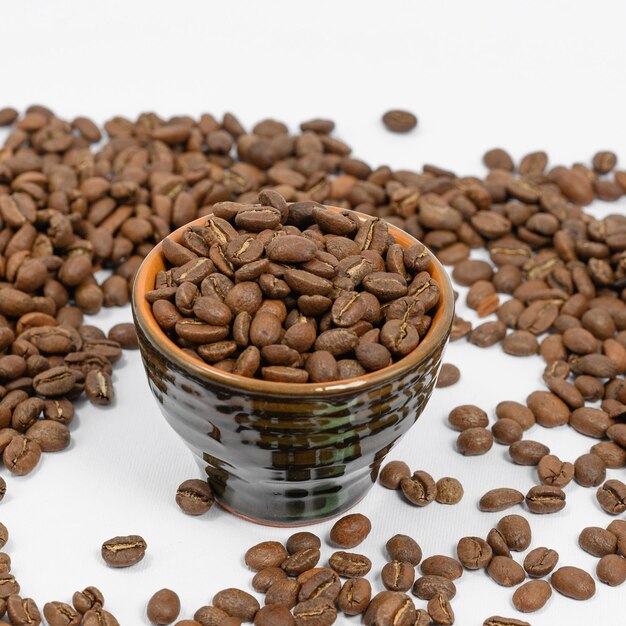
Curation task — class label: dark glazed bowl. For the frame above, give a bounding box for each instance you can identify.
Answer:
[131,207,454,526]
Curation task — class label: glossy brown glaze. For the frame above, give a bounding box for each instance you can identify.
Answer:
[132,207,454,525]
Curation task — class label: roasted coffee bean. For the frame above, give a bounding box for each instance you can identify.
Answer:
[537,455,575,487]
[579,526,618,557]
[526,390,570,427]
[400,470,437,506]
[435,477,464,504]
[72,586,104,613]
[386,534,422,566]
[147,589,180,625]
[491,419,523,445]
[298,568,340,603]
[379,461,411,489]
[483,618,530,626]
[497,515,531,551]
[252,567,287,593]
[457,537,493,569]
[3,435,41,475]
[436,363,460,388]
[381,561,415,591]
[596,479,626,514]
[213,588,259,622]
[495,401,535,430]
[245,541,288,570]
[282,548,321,576]
[509,440,549,466]
[7,595,42,625]
[456,427,493,455]
[591,441,626,468]
[175,479,215,515]
[420,556,463,581]
[26,419,70,452]
[107,323,139,349]
[427,592,454,625]
[329,513,371,548]
[329,551,372,578]
[43,602,80,626]
[101,535,147,568]
[487,556,525,587]
[574,452,606,487]
[287,532,321,555]
[512,579,552,613]
[265,579,300,608]
[363,591,416,626]
[523,547,559,578]
[85,370,114,405]
[448,405,488,431]
[32,366,75,397]
[597,554,626,586]
[479,488,524,512]
[337,578,371,615]
[412,575,456,601]
[293,597,336,626]
[551,566,596,600]
[382,110,418,133]
[525,485,566,514]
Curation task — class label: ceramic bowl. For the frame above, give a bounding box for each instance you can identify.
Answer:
[131,206,454,526]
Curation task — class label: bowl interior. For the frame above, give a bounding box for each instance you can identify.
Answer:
[132,206,455,396]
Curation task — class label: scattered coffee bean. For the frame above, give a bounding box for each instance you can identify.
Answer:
[551,566,596,600]
[329,513,371,548]
[525,485,566,514]
[400,471,437,506]
[386,534,422,566]
[537,455,575,487]
[382,110,418,133]
[175,479,215,515]
[597,479,626,514]
[147,589,181,625]
[435,477,464,504]
[212,588,260,622]
[508,440,549,466]
[574,453,606,487]
[381,561,415,591]
[338,578,371,615]
[101,535,147,568]
[479,488,524,512]
[512,580,552,613]
[379,461,411,489]
[420,555,463,581]
[578,527,618,557]
[412,575,456,601]
[245,541,288,571]
[596,554,626,586]
[456,428,493,456]
[487,556,525,587]
[448,405,488,431]
[363,591,416,625]
[436,364,460,388]
[523,547,559,578]
[483,617,530,626]
[457,537,493,570]
[329,551,372,578]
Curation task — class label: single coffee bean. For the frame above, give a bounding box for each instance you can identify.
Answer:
[43,602,81,626]
[85,370,114,405]
[252,567,287,593]
[523,547,559,577]
[265,579,300,608]
[72,586,104,613]
[457,537,493,569]
[281,548,321,576]
[379,461,411,489]
[212,588,260,622]
[448,405,488,431]
[487,556,525,587]
[427,592,454,625]
[298,568,340,603]
[386,534,422,566]
[245,541,288,571]
[420,555,463,581]
[526,390,570,427]
[525,485,566,514]
[101,535,147,568]
[551,566,596,600]
[175,479,215,515]
[491,419,523,445]
[25,419,70,453]
[496,515,531,551]
[412,575,456,600]
[591,441,626,469]
[574,453,606,487]
[479,488,524,512]
[382,110,418,133]
[435,477,464,504]
[596,554,626,586]
[329,551,372,578]
[578,527,618,557]
[107,323,139,349]
[329,513,371,548]
[337,578,371,615]
[456,427,493,456]
[287,532,321,555]
[6,595,42,625]
[363,591,416,626]
[436,363,460,388]
[512,580,552,613]
[147,589,181,625]
[400,470,437,506]
[293,597,337,626]
[537,455,575,487]
[3,435,41,475]
[508,440,549,466]
[596,479,626,514]
[381,561,415,591]
[496,402,535,431]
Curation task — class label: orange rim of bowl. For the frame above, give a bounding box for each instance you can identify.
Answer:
[132,207,455,397]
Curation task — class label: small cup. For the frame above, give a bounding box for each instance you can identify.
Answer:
[132,206,454,525]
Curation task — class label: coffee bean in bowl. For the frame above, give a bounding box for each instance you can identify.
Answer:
[131,199,454,525]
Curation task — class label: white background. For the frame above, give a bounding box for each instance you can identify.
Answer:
[1,1,626,624]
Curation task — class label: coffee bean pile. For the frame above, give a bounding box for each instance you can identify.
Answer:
[148,193,439,382]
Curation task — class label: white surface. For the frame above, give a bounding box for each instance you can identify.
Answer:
[1,0,626,623]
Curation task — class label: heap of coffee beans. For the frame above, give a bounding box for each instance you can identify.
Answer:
[148,192,440,382]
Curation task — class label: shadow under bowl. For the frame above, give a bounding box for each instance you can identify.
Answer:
[131,207,454,526]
